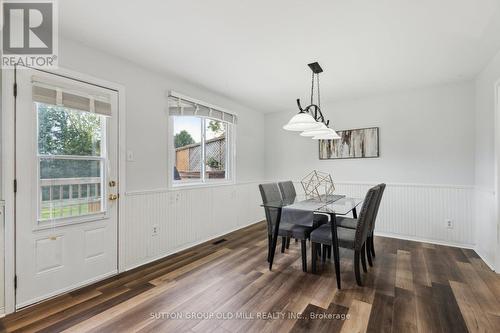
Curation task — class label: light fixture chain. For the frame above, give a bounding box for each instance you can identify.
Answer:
[310,72,315,105]
[317,73,321,109]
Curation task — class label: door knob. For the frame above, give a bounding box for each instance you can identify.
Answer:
[109,194,119,201]
[109,180,117,187]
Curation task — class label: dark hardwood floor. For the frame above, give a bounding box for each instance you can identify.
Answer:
[1,221,500,333]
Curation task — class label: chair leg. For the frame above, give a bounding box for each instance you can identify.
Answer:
[354,250,363,286]
[267,234,272,263]
[361,244,368,273]
[311,242,317,273]
[322,244,327,263]
[301,240,307,272]
[286,237,291,249]
[281,236,286,253]
[366,242,373,267]
[295,238,298,243]
[327,245,331,259]
[370,236,376,258]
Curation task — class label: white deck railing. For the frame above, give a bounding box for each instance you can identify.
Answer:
[40,177,102,219]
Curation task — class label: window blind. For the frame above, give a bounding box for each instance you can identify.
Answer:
[32,77,112,116]
[168,95,237,124]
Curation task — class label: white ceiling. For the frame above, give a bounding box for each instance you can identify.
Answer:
[60,0,500,113]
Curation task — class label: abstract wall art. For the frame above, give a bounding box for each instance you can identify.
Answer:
[319,127,379,159]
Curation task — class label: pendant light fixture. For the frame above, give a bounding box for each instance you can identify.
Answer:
[283,62,340,140]
[282,112,322,131]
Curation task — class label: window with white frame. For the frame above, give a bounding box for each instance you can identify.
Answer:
[33,81,111,221]
[168,93,236,186]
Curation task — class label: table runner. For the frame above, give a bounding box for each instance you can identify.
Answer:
[280,195,344,226]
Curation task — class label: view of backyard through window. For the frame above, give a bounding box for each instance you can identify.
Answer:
[173,116,228,183]
[37,103,105,220]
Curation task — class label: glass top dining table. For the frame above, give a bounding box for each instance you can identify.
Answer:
[261,194,364,289]
[261,194,364,217]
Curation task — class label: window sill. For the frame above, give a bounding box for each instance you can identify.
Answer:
[170,180,235,191]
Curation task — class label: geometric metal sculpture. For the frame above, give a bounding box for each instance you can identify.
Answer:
[300,170,335,202]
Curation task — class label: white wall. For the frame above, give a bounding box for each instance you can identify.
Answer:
[265,81,475,185]
[55,39,266,271]
[265,82,477,247]
[59,39,265,191]
[474,49,500,269]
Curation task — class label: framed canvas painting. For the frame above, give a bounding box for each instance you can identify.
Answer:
[319,127,379,159]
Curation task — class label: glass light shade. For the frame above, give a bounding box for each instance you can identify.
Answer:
[283,113,323,131]
[299,123,331,136]
[312,128,341,140]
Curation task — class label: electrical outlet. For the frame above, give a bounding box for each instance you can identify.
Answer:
[152,224,159,236]
[446,219,453,229]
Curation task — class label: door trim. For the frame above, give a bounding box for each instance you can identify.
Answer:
[495,78,500,272]
[1,66,126,314]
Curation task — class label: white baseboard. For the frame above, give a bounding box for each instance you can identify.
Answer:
[374,231,475,249]
[375,231,498,272]
[122,219,263,272]
[474,246,496,272]
[0,307,4,318]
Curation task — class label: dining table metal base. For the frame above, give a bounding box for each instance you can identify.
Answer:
[268,208,282,271]
[310,213,341,289]
[329,212,341,289]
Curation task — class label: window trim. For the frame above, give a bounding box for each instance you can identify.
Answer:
[168,115,236,189]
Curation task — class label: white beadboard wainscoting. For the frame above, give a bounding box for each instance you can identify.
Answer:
[119,180,477,272]
[294,181,475,248]
[119,182,265,271]
[337,182,474,247]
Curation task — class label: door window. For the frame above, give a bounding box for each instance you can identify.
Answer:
[37,103,106,221]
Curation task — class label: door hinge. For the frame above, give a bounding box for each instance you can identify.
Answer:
[13,82,17,98]
[14,179,18,193]
[14,275,17,289]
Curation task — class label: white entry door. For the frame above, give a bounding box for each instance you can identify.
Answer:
[15,68,119,308]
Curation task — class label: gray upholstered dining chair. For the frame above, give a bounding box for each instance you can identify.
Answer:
[337,183,386,266]
[278,181,296,200]
[277,180,330,261]
[277,181,297,250]
[310,186,379,286]
[259,183,313,272]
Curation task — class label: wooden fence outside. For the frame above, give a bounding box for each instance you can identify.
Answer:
[175,135,225,179]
